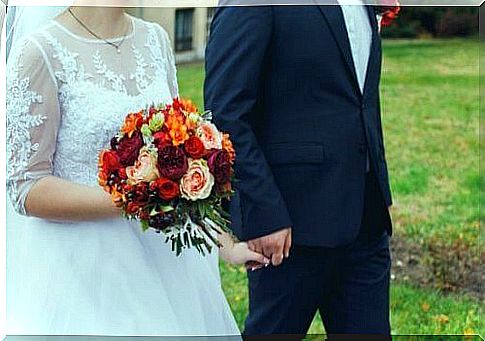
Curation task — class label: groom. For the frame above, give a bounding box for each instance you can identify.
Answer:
[205,3,393,337]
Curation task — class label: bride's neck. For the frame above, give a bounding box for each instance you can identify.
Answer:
[64,6,128,38]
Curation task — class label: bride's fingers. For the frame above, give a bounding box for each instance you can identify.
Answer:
[246,249,270,266]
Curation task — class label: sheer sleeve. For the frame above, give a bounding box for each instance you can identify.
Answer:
[157,25,179,98]
[6,37,61,216]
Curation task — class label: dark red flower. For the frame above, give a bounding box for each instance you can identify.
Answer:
[148,213,175,231]
[126,202,140,215]
[184,136,207,159]
[157,145,188,181]
[115,131,144,167]
[150,178,180,201]
[208,150,232,185]
[130,182,150,205]
[139,210,151,221]
[216,181,232,196]
[153,131,172,149]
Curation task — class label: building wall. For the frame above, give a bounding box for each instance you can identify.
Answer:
[128,7,212,63]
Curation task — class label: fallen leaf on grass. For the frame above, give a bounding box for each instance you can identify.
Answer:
[421,302,430,312]
[434,314,450,324]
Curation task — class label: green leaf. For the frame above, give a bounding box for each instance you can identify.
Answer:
[141,220,150,232]
[161,205,174,213]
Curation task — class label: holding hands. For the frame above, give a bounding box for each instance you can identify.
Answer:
[247,227,292,267]
[219,227,292,270]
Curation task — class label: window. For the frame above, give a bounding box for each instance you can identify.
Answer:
[175,8,194,52]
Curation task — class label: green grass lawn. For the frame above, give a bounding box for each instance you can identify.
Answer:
[177,38,482,336]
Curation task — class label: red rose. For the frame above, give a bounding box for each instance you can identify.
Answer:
[157,145,188,181]
[115,131,144,167]
[207,150,232,185]
[99,150,121,174]
[118,167,128,179]
[150,178,180,201]
[184,136,206,159]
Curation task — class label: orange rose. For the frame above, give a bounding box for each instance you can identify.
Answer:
[222,134,236,164]
[121,112,144,138]
[98,170,109,189]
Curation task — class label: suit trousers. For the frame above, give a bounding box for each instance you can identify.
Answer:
[244,170,392,338]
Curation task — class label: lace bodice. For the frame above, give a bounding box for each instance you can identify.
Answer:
[7,15,179,215]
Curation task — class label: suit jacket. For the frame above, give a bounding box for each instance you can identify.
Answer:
[204,5,392,247]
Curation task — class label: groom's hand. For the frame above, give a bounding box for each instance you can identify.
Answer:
[247,228,292,266]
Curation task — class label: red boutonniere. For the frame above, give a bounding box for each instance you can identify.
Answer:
[376,0,401,28]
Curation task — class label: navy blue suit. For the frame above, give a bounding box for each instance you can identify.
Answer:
[205,5,393,336]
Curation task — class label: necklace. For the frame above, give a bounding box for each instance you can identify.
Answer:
[68,8,128,54]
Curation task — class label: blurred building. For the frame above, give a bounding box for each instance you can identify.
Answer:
[128,7,216,63]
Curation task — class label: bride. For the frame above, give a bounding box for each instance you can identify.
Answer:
[6,2,267,336]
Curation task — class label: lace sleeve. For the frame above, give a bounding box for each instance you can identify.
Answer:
[7,37,61,215]
[157,25,179,98]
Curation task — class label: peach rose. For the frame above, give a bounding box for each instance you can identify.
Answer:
[180,159,215,201]
[197,122,223,150]
[126,148,160,185]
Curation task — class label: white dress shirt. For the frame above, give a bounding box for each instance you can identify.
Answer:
[337,1,373,172]
[337,0,373,94]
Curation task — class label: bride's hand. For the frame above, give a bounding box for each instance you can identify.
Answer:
[228,241,271,268]
[219,232,270,269]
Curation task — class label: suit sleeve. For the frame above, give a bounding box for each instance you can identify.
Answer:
[204,7,292,241]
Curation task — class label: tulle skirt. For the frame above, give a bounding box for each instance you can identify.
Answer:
[6,200,240,336]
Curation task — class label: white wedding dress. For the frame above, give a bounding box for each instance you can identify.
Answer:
[6,14,240,336]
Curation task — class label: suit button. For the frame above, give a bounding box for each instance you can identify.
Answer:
[361,103,366,110]
[359,145,367,154]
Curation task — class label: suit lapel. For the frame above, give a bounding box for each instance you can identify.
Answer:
[316,4,360,95]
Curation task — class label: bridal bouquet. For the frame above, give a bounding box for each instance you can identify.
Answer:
[98,98,236,256]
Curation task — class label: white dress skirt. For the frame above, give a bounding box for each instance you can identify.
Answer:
[6,15,240,336]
